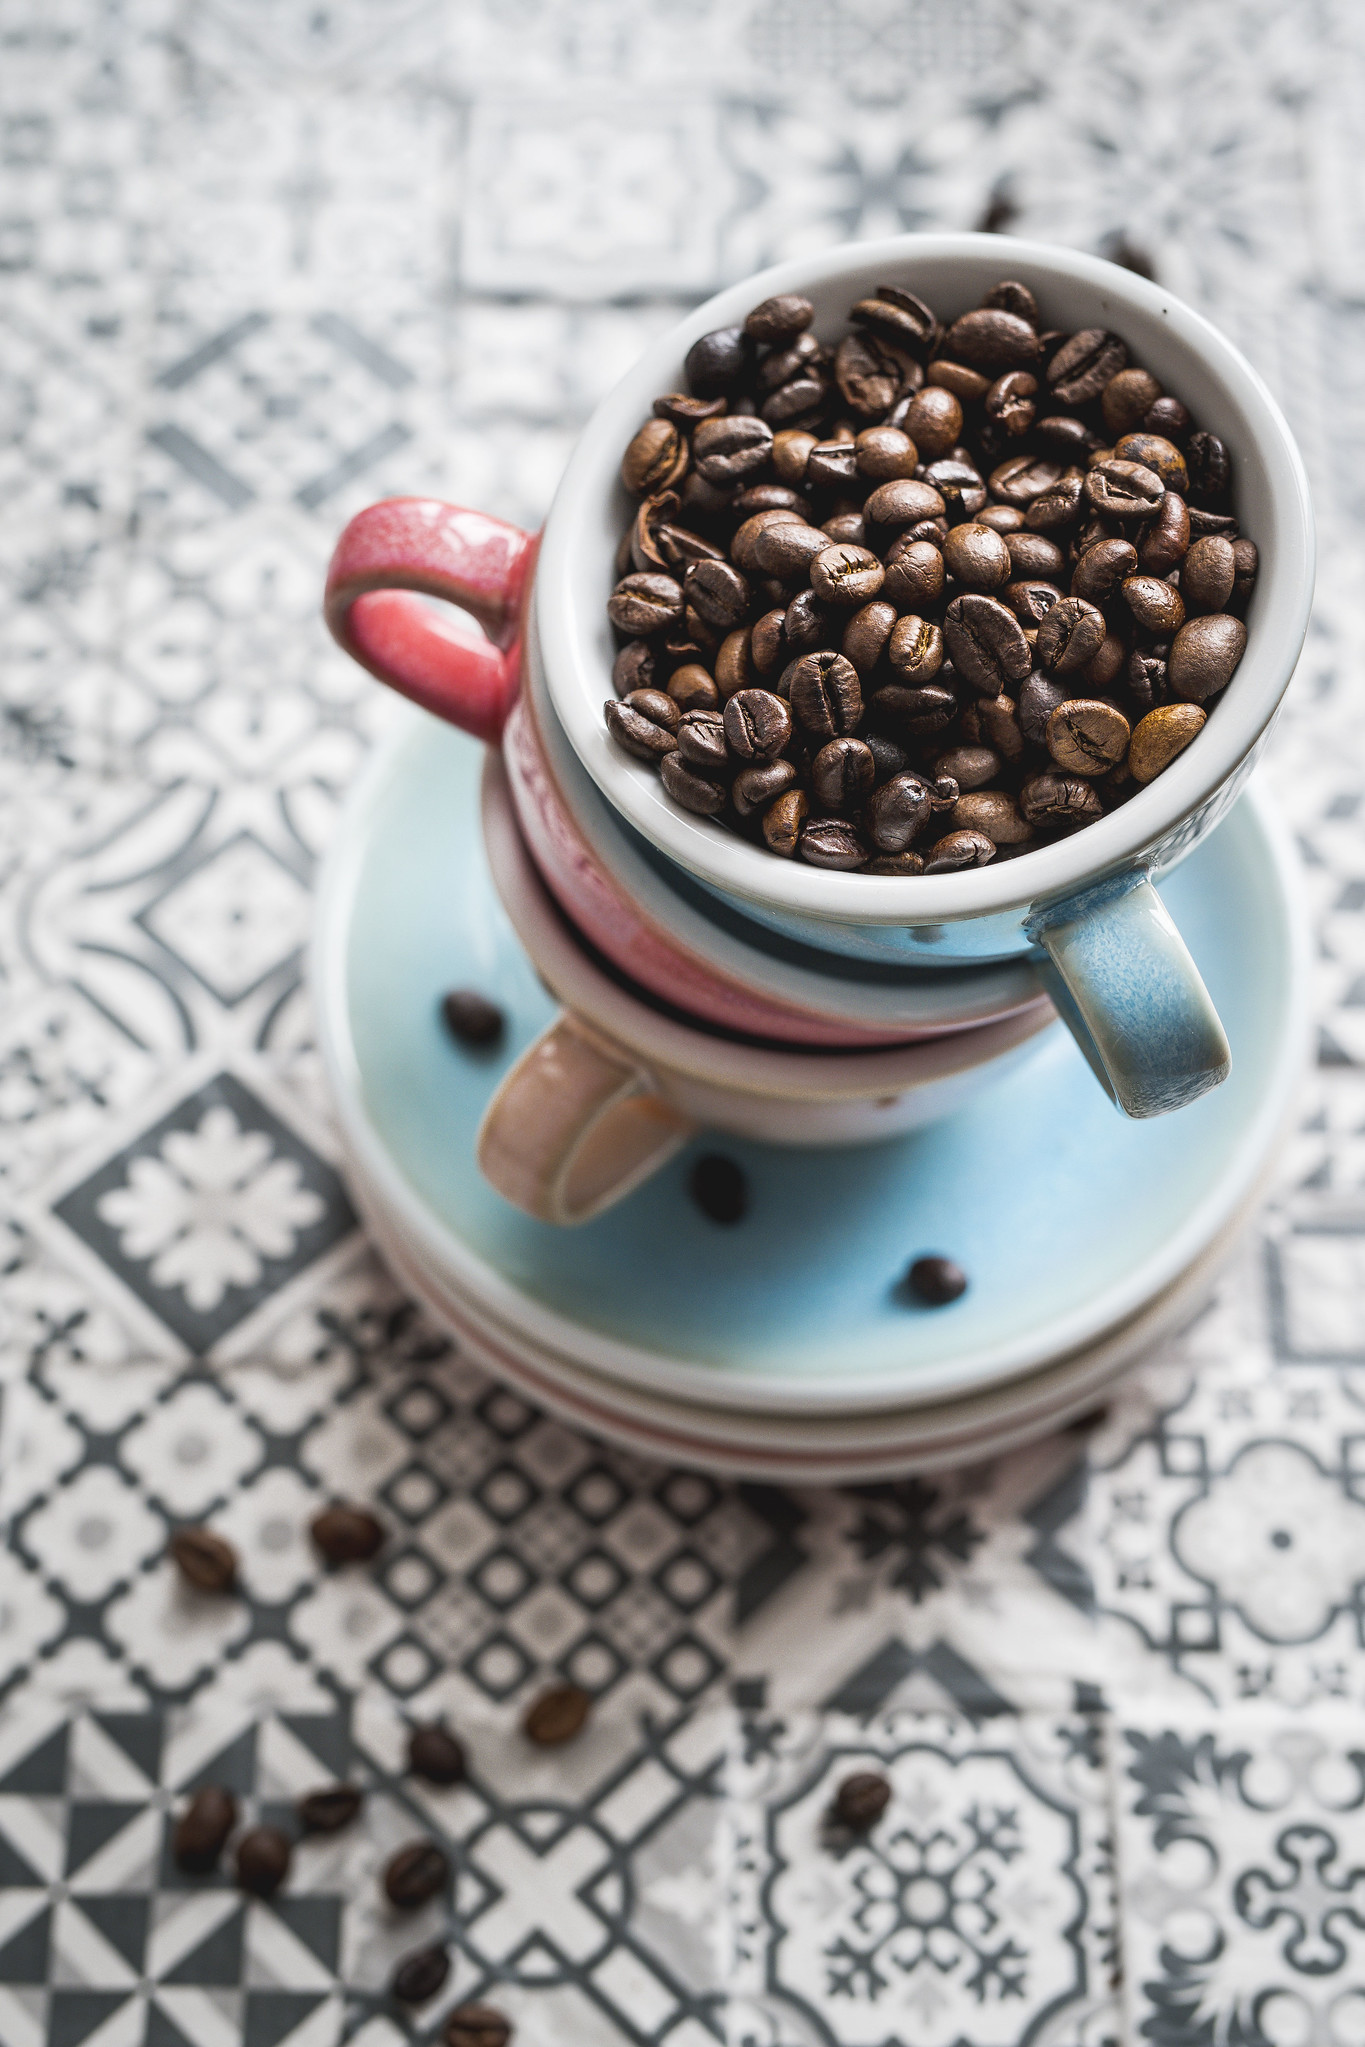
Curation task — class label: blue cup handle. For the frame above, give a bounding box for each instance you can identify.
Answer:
[1024,872,1231,1118]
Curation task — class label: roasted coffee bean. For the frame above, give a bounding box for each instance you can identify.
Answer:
[788,651,863,737]
[935,744,1000,790]
[799,815,868,869]
[842,599,898,675]
[943,593,1030,695]
[1130,702,1206,782]
[653,391,727,427]
[1048,328,1127,404]
[676,707,730,773]
[236,1827,292,1898]
[1046,698,1131,775]
[832,1771,893,1831]
[866,851,925,875]
[899,386,962,461]
[605,694,680,764]
[1122,574,1185,636]
[1187,430,1232,500]
[872,682,957,741]
[611,641,657,696]
[392,1944,451,2006]
[922,457,987,521]
[834,331,907,415]
[851,282,938,352]
[403,1723,466,1789]
[756,333,822,394]
[906,1255,970,1305]
[692,414,772,489]
[1019,771,1104,828]
[855,425,919,480]
[1086,632,1127,690]
[311,1504,385,1565]
[660,750,727,814]
[685,326,748,397]
[1101,367,1163,439]
[1230,538,1259,609]
[442,989,505,1049]
[978,502,1025,533]
[960,691,1024,759]
[867,774,934,852]
[863,477,947,530]
[822,511,866,547]
[444,2005,513,2047]
[385,1840,450,1909]
[621,418,687,496]
[1085,459,1165,521]
[173,1786,238,1873]
[724,688,791,762]
[887,614,945,684]
[944,307,1039,370]
[772,427,818,485]
[990,454,1062,507]
[1137,490,1190,574]
[805,439,859,490]
[170,1527,238,1594]
[1024,466,1085,531]
[1128,643,1170,711]
[1017,672,1072,745]
[1035,413,1104,456]
[667,664,720,711]
[811,543,884,606]
[732,510,800,575]
[1181,534,1237,613]
[1168,614,1247,702]
[1143,393,1192,440]
[926,357,990,400]
[716,629,755,697]
[1186,506,1240,540]
[924,828,995,872]
[943,522,1010,591]
[811,737,876,810]
[745,292,814,342]
[1071,537,1139,606]
[1035,597,1106,675]
[981,277,1039,324]
[985,369,1038,436]
[732,759,797,817]
[763,787,809,857]
[298,1784,364,1833]
[753,520,830,579]
[1004,578,1064,627]
[882,536,946,610]
[607,572,683,637]
[1114,431,1188,493]
[749,610,786,674]
[951,790,1032,843]
[1005,531,1066,581]
[524,1682,593,1745]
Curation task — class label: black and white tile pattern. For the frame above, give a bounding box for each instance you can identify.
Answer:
[4,0,1365,2038]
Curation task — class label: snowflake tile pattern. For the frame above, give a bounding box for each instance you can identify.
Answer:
[724,1710,1118,2047]
[1114,1701,1365,2047]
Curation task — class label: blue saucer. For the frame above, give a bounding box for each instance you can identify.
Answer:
[314,712,1308,1410]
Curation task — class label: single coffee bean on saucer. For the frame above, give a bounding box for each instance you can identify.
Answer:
[906,1256,969,1306]
[169,1526,238,1594]
[384,1838,451,1909]
[445,2003,514,2047]
[442,989,505,1048]
[689,1153,748,1224]
[832,1771,892,1831]
[235,1825,292,1897]
[392,1942,451,2005]
[311,1502,386,1565]
[173,1785,238,1873]
[297,1784,363,1833]
[523,1682,592,1746]
[408,1723,466,1786]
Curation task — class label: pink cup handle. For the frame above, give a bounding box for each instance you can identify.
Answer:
[324,497,536,744]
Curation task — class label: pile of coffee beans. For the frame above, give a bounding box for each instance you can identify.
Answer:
[604,278,1255,874]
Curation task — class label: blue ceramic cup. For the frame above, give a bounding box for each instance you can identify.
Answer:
[531,235,1313,1117]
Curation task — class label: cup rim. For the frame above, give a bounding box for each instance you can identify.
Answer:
[536,231,1315,926]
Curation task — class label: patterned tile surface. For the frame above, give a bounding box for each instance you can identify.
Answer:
[3,0,1365,2040]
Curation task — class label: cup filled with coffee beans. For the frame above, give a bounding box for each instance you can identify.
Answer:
[326,235,1313,1120]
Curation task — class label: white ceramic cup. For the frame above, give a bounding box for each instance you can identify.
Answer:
[478,753,1056,1224]
[325,233,1314,1119]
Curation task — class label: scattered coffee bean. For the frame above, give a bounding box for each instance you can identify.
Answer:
[408,1724,467,1786]
[689,1152,747,1224]
[170,1527,238,1595]
[384,1839,451,1909]
[906,1255,969,1305]
[442,990,505,1048]
[310,1503,385,1566]
[832,1771,893,1831]
[603,277,1251,865]
[522,1682,593,1746]
[173,1786,238,1873]
[236,1826,292,1897]
[392,1942,451,2006]
[297,1784,363,1833]
[445,2003,513,2047]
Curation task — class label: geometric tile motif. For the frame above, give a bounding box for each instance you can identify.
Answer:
[136,833,312,1007]
[1113,1701,1365,2047]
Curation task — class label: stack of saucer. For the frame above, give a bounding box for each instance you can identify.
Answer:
[313,713,1308,1483]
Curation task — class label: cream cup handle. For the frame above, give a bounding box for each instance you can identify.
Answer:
[476,1013,697,1225]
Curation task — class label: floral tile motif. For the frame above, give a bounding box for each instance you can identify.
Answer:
[1113,1701,1365,2047]
[49,1072,357,1351]
[724,1710,1118,2047]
